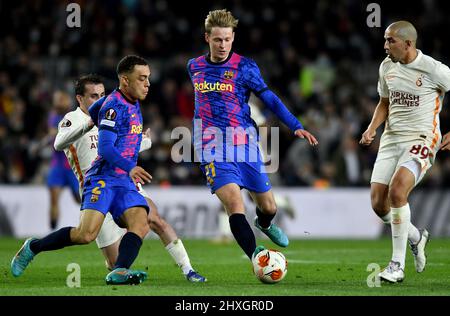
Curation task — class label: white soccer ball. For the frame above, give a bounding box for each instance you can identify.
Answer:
[252,249,288,284]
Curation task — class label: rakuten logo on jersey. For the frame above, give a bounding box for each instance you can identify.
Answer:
[194,81,233,93]
[131,124,143,134]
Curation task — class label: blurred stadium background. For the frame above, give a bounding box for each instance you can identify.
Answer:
[1,0,450,241]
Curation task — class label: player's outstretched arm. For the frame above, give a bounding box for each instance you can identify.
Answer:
[258,89,318,146]
[359,97,389,146]
[258,89,301,131]
[440,132,450,151]
[54,114,94,151]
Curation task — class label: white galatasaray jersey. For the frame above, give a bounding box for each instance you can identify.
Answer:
[54,107,99,188]
[378,50,450,146]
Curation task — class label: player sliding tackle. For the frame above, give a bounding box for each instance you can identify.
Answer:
[11,55,193,285]
[360,21,450,283]
[187,9,318,267]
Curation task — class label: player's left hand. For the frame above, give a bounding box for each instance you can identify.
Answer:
[294,129,318,146]
[440,132,450,151]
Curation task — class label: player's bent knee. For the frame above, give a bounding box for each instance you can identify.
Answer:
[130,222,150,239]
[78,232,97,244]
[259,201,277,215]
[370,188,389,216]
[371,199,388,216]
[388,186,407,207]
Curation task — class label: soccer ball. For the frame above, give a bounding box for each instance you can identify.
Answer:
[252,249,288,284]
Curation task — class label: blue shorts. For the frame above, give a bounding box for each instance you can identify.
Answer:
[80,175,149,226]
[47,166,79,196]
[200,160,272,194]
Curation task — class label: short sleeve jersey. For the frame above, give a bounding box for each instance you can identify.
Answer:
[378,50,450,146]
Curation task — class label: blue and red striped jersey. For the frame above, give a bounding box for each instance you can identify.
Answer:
[86,89,143,178]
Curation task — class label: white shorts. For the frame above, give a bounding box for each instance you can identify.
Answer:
[95,212,126,249]
[371,135,437,186]
[95,184,151,249]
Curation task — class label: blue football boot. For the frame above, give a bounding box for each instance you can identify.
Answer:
[11,238,37,277]
[186,270,207,283]
[105,268,147,285]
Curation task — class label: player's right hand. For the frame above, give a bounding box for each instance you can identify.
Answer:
[359,129,376,146]
[129,166,152,185]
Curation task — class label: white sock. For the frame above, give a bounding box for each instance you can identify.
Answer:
[381,213,392,225]
[407,222,421,245]
[165,239,193,275]
[381,211,420,244]
[390,204,411,269]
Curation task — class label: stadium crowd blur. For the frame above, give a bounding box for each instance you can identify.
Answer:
[1,0,450,187]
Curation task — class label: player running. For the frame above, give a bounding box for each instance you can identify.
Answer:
[11,55,153,285]
[86,76,206,282]
[187,9,318,266]
[360,21,450,283]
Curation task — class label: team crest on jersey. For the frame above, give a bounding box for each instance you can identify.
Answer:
[90,194,99,203]
[61,119,72,127]
[416,75,423,87]
[105,108,117,120]
[223,70,235,79]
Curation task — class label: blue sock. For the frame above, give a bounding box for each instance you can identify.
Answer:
[229,213,256,259]
[256,207,275,229]
[114,232,143,269]
[29,227,74,254]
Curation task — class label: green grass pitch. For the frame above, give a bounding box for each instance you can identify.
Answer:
[0,237,449,296]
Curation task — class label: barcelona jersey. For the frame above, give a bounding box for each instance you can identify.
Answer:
[86,89,143,178]
[187,52,272,193]
[187,52,268,162]
[81,89,148,221]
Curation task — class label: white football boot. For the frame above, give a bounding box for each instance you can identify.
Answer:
[409,229,430,273]
[378,260,405,283]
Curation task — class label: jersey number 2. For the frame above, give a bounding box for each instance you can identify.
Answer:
[92,180,106,195]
